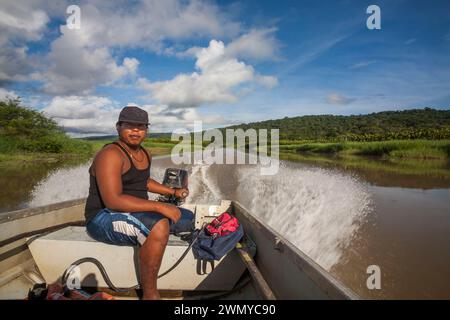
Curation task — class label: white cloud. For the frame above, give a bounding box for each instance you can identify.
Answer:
[349,60,376,69]
[0,2,50,43]
[0,46,31,82]
[0,88,19,100]
[254,74,278,89]
[139,39,277,108]
[176,28,280,61]
[326,92,355,105]
[53,1,240,50]
[123,58,140,74]
[42,96,226,134]
[0,1,69,82]
[226,28,279,61]
[141,104,226,132]
[43,96,119,133]
[43,96,114,119]
[40,27,140,95]
[281,32,351,75]
[34,0,245,95]
[1,0,242,92]
[0,1,49,82]
[405,38,416,45]
[1,0,278,131]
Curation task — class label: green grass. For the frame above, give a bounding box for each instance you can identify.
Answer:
[280,139,450,160]
[0,136,178,164]
[1,99,96,161]
[0,153,58,164]
[278,151,450,181]
[86,138,178,156]
[295,142,345,154]
[0,134,94,164]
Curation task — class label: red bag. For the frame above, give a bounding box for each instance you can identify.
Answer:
[193,212,244,260]
[205,212,240,238]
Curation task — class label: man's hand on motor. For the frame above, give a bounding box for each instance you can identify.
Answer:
[174,188,189,200]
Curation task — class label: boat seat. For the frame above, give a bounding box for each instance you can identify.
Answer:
[27,226,254,291]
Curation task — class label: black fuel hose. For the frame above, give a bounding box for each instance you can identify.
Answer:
[61,230,201,293]
[62,257,136,293]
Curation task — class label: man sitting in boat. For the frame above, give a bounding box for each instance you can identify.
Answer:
[84,106,189,300]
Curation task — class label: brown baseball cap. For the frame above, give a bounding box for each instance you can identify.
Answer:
[117,106,149,125]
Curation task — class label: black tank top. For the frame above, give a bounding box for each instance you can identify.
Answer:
[84,142,151,223]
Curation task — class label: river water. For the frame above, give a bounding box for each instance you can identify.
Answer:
[1,150,449,299]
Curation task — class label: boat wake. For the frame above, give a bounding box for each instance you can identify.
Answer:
[234,164,372,270]
[29,163,91,207]
[156,160,373,270]
[29,154,372,271]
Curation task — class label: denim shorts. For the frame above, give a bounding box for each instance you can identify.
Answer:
[86,207,194,246]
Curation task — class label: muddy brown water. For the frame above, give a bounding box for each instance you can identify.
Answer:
[1,152,449,299]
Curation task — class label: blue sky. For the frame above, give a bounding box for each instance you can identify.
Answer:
[1,0,449,135]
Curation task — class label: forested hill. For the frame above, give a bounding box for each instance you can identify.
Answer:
[225,108,450,141]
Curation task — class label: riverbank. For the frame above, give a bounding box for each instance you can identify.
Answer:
[276,140,450,182]
[0,138,177,165]
[0,136,93,166]
[0,152,90,165]
[86,138,177,155]
[280,139,450,160]
[0,99,95,165]
[3,138,449,166]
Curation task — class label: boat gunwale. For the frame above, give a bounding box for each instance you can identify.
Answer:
[1,198,359,300]
[233,201,359,300]
[0,199,86,224]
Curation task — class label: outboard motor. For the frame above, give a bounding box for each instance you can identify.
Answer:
[158,168,188,206]
[158,168,194,236]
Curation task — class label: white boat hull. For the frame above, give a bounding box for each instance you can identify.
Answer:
[0,199,358,300]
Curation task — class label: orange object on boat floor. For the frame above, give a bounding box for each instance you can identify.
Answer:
[46,283,114,300]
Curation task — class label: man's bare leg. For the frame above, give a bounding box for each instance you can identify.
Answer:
[140,218,169,300]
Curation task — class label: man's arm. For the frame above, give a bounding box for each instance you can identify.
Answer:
[94,147,181,222]
[147,178,189,199]
[147,178,176,196]
[146,153,189,199]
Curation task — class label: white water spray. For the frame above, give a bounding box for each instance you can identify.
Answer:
[29,163,91,207]
[28,156,371,271]
[234,164,372,270]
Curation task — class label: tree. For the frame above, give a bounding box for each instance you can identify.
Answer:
[0,98,61,138]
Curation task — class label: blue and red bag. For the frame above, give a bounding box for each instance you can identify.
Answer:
[192,212,244,261]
